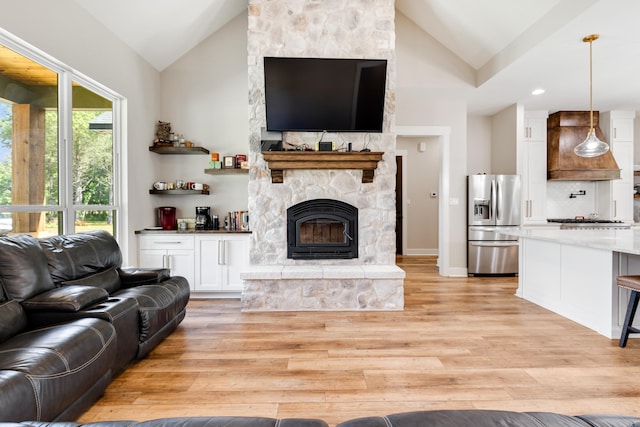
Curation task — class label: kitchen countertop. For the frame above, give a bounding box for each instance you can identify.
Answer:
[135,229,251,235]
[500,227,640,255]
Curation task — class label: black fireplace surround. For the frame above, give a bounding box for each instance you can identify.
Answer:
[287,199,358,260]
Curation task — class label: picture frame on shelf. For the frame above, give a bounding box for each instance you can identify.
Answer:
[223,156,236,168]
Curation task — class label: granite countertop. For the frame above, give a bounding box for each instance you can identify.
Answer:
[135,229,251,235]
[500,227,640,255]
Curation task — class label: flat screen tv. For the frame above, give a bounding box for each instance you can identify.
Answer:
[264,57,387,133]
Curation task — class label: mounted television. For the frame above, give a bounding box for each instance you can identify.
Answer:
[264,57,387,133]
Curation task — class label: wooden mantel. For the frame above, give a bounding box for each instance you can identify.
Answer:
[261,151,384,183]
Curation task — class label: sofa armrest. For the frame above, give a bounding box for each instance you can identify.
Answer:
[118,268,171,288]
[20,285,109,312]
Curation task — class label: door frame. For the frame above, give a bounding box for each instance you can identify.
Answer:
[396,126,451,276]
[396,150,408,255]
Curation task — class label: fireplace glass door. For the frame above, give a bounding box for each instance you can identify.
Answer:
[287,199,358,259]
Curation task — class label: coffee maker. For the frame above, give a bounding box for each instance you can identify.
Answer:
[195,206,212,230]
[157,207,177,230]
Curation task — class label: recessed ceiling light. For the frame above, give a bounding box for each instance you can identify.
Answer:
[531,88,545,95]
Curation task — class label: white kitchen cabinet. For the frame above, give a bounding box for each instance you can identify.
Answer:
[519,111,548,224]
[195,234,250,293]
[611,141,634,221]
[599,111,635,222]
[524,114,547,142]
[138,235,195,289]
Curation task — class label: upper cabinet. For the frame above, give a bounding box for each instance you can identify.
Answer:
[524,114,547,142]
[519,110,548,224]
[606,113,634,142]
[598,111,635,222]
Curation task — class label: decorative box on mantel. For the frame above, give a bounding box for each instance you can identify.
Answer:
[261,151,384,183]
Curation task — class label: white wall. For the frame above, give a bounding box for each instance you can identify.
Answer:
[490,104,518,175]
[0,4,508,273]
[635,116,640,166]
[159,12,249,222]
[395,11,470,273]
[467,115,492,175]
[0,0,161,263]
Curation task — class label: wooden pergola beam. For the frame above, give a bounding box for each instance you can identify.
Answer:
[12,104,45,233]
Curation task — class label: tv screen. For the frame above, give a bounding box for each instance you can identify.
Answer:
[264,57,387,133]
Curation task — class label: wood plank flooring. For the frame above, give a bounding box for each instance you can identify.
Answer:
[78,256,640,426]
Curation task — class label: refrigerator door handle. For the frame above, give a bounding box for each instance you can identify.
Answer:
[470,241,518,247]
[490,179,496,221]
[495,179,501,221]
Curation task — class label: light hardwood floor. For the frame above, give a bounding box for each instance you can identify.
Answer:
[79,256,640,426]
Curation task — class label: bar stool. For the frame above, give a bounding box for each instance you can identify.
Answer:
[616,276,640,347]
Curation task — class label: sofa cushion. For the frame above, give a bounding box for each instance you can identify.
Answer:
[40,230,123,284]
[62,266,122,294]
[0,300,27,343]
[0,234,55,301]
[118,267,171,287]
[21,285,109,312]
[0,317,116,421]
[336,410,599,427]
[132,417,329,427]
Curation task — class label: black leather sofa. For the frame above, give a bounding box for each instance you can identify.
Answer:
[0,230,190,422]
[335,410,640,426]
[3,411,640,427]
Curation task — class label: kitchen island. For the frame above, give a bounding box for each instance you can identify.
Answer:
[503,227,640,340]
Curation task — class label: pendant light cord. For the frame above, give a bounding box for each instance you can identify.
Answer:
[589,37,594,132]
[584,34,599,134]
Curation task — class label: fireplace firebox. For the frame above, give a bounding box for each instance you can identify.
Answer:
[287,199,358,260]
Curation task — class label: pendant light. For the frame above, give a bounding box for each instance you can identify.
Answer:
[574,34,610,158]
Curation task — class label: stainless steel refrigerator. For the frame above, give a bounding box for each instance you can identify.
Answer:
[467,174,521,276]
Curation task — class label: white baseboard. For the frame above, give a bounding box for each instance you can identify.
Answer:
[446,267,469,277]
[405,248,439,256]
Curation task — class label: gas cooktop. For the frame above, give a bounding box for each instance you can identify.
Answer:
[547,218,624,224]
[547,218,631,229]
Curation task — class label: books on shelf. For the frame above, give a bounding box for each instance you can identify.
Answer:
[225,211,249,231]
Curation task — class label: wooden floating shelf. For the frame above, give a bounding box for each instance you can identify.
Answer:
[261,151,384,184]
[149,146,210,155]
[149,189,210,195]
[204,168,249,175]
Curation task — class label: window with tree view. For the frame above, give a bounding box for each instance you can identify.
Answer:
[0,41,120,237]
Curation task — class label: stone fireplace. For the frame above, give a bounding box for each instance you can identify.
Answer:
[241,0,404,311]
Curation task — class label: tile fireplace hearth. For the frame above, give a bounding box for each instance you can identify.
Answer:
[241,264,405,311]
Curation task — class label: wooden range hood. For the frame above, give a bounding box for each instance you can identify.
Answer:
[547,111,620,180]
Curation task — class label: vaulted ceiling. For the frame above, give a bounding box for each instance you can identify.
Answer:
[74,0,640,116]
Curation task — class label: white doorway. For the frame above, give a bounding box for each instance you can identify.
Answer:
[396,126,451,276]
[397,138,440,256]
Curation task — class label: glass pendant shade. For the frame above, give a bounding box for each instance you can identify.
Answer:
[574,34,609,158]
[574,128,609,157]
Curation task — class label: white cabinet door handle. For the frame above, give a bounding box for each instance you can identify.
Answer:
[218,240,223,265]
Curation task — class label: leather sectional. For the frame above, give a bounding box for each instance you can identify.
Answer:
[0,230,190,422]
[3,410,640,427]
[335,410,640,426]
[1,232,639,426]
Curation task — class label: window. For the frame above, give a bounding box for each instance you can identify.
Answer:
[0,33,122,238]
